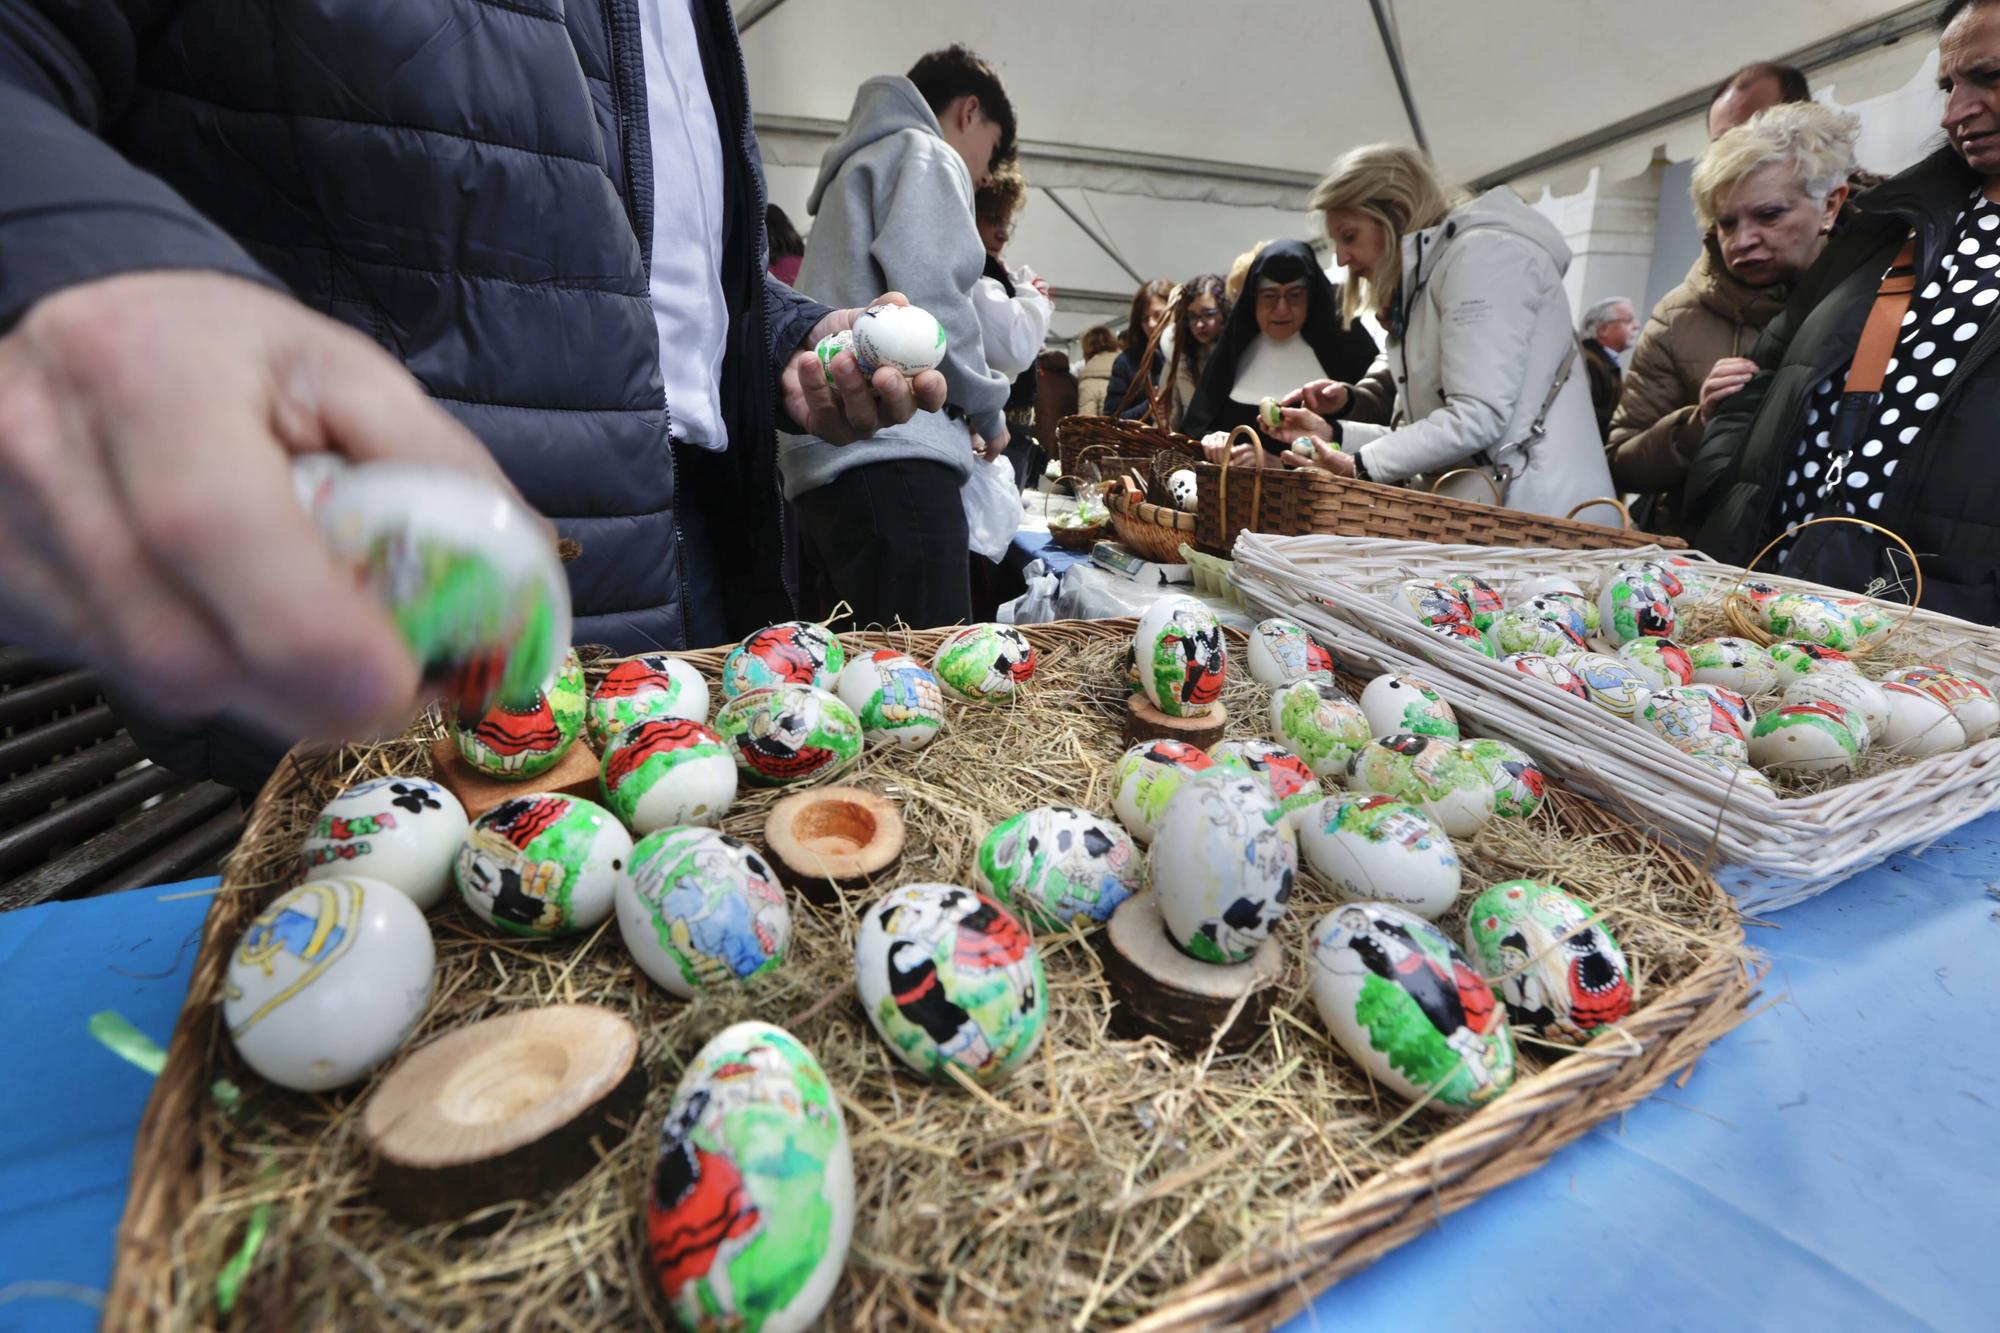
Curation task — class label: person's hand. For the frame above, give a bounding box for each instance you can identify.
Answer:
[1286,379,1351,418]
[1029,275,1054,303]
[1266,406,1334,445]
[968,423,1011,462]
[0,271,515,741]
[1199,430,1264,469]
[1281,438,1357,477]
[1698,357,1758,423]
[783,291,949,444]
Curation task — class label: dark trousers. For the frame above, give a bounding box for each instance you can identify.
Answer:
[797,459,972,630]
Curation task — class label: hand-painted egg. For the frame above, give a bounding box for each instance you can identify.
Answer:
[1833,595,1896,648]
[1308,903,1515,1109]
[1661,555,1715,604]
[586,655,710,750]
[1688,637,1780,697]
[1597,572,1677,646]
[1270,679,1371,779]
[815,327,856,382]
[1511,573,1587,602]
[1563,652,1654,719]
[933,623,1036,701]
[617,827,788,997]
[1520,592,1597,642]
[223,876,435,1091]
[1486,607,1584,658]
[1112,739,1214,844]
[1134,595,1228,718]
[1167,468,1199,509]
[647,1022,852,1333]
[975,806,1144,929]
[1211,738,1323,825]
[1298,795,1460,918]
[1258,395,1284,430]
[1784,673,1888,743]
[1748,702,1862,773]
[720,622,844,699]
[1246,618,1336,687]
[1502,652,1589,700]
[1427,619,1498,656]
[1446,575,1507,631]
[1149,772,1298,964]
[1615,637,1694,691]
[1359,673,1461,740]
[835,650,946,749]
[1398,580,1472,629]
[855,884,1046,1085]
[850,302,947,375]
[1764,593,1861,651]
[1643,686,1749,762]
[712,684,863,788]
[1346,735,1495,837]
[291,455,569,714]
[453,648,587,780]
[1686,750,1779,799]
[301,776,467,910]
[1880,681,1970,756]
[1885,665,1999,742]
[1463,880,1635,1040]
[1688,682,1757,732]
[1458,737,1547,818]
[600,719,737,833]
[455,793,632,936]
[1768,640,1861,683]
[1612,558,1684,601]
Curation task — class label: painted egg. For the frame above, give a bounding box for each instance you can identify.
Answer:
[1346,735,1495,837]
[586,655,710,750]
[815,327,855,382]
[850,302,947,374]
[1768,640,1860,683]
[600,718,737,834]
[1463,880,1636,1040]
[301,776,466,910]
[975,805,1144,929]
[1662,556,1716,604]
[1784,673,1889,743]
[455,793,632,936]
[1134,595,1228,718]
[1398,580,1472,629]
[1299,795,1460,918]
[1612,558,1685,602]
[855,884,1046,1085]
[835,650,946,749]
[1688,682,1757,731]
[1644,686,1750,762]
[1167,468,1199,509]
[1149,772,1298,964]
[453,648,587,780]
[1112,739,1215,844]
[647,1022,852,1333]
[1880,681,1970,756]
[1426,619,1498,657]
[1686,750,1779,799]
[1564,652,1654,719]
[1597,572,1677,646]
[291,455,569,714]
[1446,575,1507,631]
[1615,637,1694,692]
[1246,618,1336,687]
[1457,737,1547,818]
[1511,573,1587,602]
[1502,653,1589,700]
[617,827,788,997]
[712,684,863,788]
[1520,593,1595,643]
[1359,673,1460,740]
[1308,902,1515,1109]
[1486,607,1583,658]
[720,622,844,699]
[1211,738,1323,825]
[1834,596,1896,648]
[1885,665,2000,742]
[1688,637,1780,697]
[1764,593,1861,651]
[223,876,435,1091]
[933,623,1036,701]
[1270,679,1371,780]
[1749,703,1862,773]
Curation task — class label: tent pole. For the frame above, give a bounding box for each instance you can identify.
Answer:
[735,0,793,32]
[1368,0,1430,155]
[1040,188,1146,287]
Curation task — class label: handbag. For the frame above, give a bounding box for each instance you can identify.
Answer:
[1428,337,1579,505]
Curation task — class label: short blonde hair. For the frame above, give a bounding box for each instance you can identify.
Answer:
[1691,101,1860,230]
[1308,144,1464,325]
[1223,240,1270,305]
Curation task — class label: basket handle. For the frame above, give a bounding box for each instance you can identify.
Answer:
[1565,496,1634,529]
[1111,286,1187,424]
[1215,425,1266,547]
[1041,476,1098,526]
[1429,467,1504,506]
[1722,515,1923,657]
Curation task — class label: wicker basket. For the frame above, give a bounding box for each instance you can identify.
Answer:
[1231,531,2000,911]
[1042,477,1110,552]
[1107,487,1197,564]
[1056,415,1201,483]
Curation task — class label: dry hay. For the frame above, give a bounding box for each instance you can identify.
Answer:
[167,627,1742,1331]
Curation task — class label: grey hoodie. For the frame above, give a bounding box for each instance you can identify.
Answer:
[780,76,1012,500]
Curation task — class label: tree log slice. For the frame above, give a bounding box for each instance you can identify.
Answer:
[427,734,602,821]
[1095,891,1282,1056]
[763,787,905,907]
[1123,694,1227,750]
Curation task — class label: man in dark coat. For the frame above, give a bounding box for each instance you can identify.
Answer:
[1578,297,1636,443]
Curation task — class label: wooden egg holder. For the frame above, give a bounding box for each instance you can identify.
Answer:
[427,734,603,821]
[1095,893,1281,1056]
[764,786,905,907]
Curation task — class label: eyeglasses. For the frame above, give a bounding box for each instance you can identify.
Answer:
[1189,309,1224,323]
[1255,287,1308,309]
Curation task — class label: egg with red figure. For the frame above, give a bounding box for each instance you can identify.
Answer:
[719,622,844,700]
[1133,596,1228,719]
[587,654,710,750]
[1502,653,1589,701]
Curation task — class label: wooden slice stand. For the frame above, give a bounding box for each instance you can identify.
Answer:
[1123,694,1227,750]
[427,734,603,821]
[764,786,905,907]
[1095,892,1282,1055]
[360,1005,645,1228]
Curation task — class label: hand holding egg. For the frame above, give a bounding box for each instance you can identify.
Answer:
[786,293,948,444]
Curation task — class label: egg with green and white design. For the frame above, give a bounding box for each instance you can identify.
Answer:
[1784,672,1888,743]
[932,623,1036,701]
[1133,595,1227,718]
[1688,636,1780,697]
[719,622,844,700]
[1562,652,1654,720]
[1298,795,1460,918]
[1767,640,1860,683]
[1485,607,1583,658]
[975,805,1144,930]
[1464,880,1636,1041]
[1596,572,1677,647]
[1112,739,1215,844]
[453,648,587,780]
[1269,679,1372,780]
[586,654,710,750]
[455,793,632,937]
[1446,575,1506,631]
[711,685,863,788]
[1211,738,1324,825]
[1615,637,1694,692]
[1763,593,1861,652]
[1748,702,1862,773]
[1359,673,1460,740]
[1502,652,1589,700]
[835,650,945,749]
[1346,734,1495,837]
[1457,737,1547,818]
[1428,619,1498,657]
[849,302,947,374]
[1245,618,1336,687]
[1398,579,1472,629]
[1148,772,1298,965]
[617,826,788,998]
[1642,687,1748,763]
[1519,593,1594,643]
[599,718,737,834]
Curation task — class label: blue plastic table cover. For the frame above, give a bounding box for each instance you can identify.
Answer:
[2,812,1995,1333]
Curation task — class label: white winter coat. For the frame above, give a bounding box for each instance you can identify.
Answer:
[1343,188,1615,519]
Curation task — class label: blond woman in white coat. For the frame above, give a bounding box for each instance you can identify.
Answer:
[1247,144,1615,519]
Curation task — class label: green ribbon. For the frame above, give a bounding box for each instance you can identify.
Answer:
[213,1200,272,1316]
[87,1011,166,1077]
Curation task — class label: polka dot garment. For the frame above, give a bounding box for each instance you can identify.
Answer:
[1773,192,2000,553]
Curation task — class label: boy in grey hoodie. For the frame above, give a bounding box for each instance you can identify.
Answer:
[787,46,1017,627]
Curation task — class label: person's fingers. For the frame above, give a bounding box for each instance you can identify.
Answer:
[871,291,910,308]
[283,327,508,486]
[869,366,916,427]
[908,368,948,413]
[790,350,851,443]
[829,353,880,436]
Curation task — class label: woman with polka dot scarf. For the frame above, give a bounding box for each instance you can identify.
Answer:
[1688,0,2000,626]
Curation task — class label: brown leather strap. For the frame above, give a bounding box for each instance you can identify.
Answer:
[1843,236,1918,395]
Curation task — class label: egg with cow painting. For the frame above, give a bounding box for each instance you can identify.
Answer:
[1246,618,1336,687]
[933,623,1037,701]
[301,776,466,910]
[1298,795,1460,919]
[1784,673,1888,743]
[1133,596,1227,718]
[835,650,946,750]
[586,654,710,750]
[1563,652,1654,720]
[454,793,632,937]
[1464,880,1636,1041]
[617,827,788,998]
[1502,653,1589,701]
[1148,772,1298,965]
[1749,702,1863,773]
[1211,738,1323,826]
[1688,637,1780,697]
[1270,679,1372,780]
[1457,737,1547,819]
[975,806,1144,930]
[1879,681,1970,756]
[719,621,844,699]
[1615,637,1694,692]
[1346,734,1495,837]
[711,685,863,789]
[1885,665,1999,742]
[1359,673,1460,741]
[453,648,586,780]
[600,718,738,834]
[1446,575,1507,632]
[1112,739,1214,844]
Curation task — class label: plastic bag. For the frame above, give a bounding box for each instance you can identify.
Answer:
[962,452,1024,562]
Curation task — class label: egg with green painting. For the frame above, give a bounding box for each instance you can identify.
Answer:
[1457,737,1547,819]
[1211,738,1323,825]
[1464,880,1636,1041]
[1149,772,1298,965]
[1748,702,1862,773]
[1269,679,1372,780]
[1358,673,1460,740]
[599,718,737,834]
[1245,618,1336,687]
[454,793,632,937]
[720,622,844,699]
[712,685,863,789]
[975,805,1144,930]
[453,648,587,780]
[1615,637,1694,692]
[586,654,710,750]
[1298,795,1460,919]
[834,650,946,749]
[1596,572,1676,646]
[1446,575,1507,631]
[932,623,1036,701]
[1346,734,1495,837]
[617,827,788,998]
[1133,595,1227,718]
[1111,739,1214,844]
[1688,637,1780,697]
[1486,607,1584,658]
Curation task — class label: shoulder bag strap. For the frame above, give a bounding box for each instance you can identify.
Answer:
[1486,336,1580,484]
[1817,234,1918,494]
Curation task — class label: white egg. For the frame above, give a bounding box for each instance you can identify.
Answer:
[1112,739,1215,844]
[1245,618,1335,687]
[1748,703,1862,773]
[1615,638,1694,692]
[455,793,633,936]
[223,876,435,1091]
[1884,665,2000,743]
[1269,679,1372,780]
[1511,573,1587,602]
[301,777,466,910]
[1684,751,1779,799]
[1167,468,1199,509]
[1880,682,1970,757]
[835,650,946,749]
[1687,637,1780,697]
[1783,673,1888,743]
[1298,796,1460,918]
[1149,772,1298,965]
[1643,686,1750,763]
[586,655,710,750]
[1485,607,1582,657]
[600,719,738,834]
[1133,595,1228,718]
[1359,673,1460,741]
[1457,737,1548,819]
[1346,735,1495,837]
[617,827,788,998]
[850,303,947,374]
[1501,653,1589,700]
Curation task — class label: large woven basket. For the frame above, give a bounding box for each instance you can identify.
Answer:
[105,620,1751,1330]
[1232,532,2000,911]
[1055,415,1200,482]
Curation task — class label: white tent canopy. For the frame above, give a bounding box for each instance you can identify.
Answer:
[738,0,1944,339]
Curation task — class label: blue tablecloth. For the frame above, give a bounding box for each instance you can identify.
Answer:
[4,818,1996,1332]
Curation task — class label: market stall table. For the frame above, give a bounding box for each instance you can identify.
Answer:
[1,817,1994,1331]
